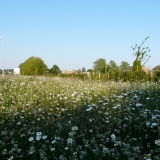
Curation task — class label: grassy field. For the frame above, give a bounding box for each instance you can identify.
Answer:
[0,76,160,160]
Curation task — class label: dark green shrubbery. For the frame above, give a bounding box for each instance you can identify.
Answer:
[46,70,160,83]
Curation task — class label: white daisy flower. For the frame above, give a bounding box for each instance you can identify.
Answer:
[42,135,47,140]
[50,148,55,151]
[28,137,34,142]
[155,139,160,146]
[36,136,41,141]
[72,126,78,131]
[36,132,42,136]
[111,133,116,140]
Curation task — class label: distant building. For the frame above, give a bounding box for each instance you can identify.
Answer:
[61,70,76,74]
[152,65,160,71]
[0,69,14,74]
[125,66,133,71]
[14,68,20,75]
[125,66,150,74]
[141,66,150,74]
[4,69,14,74]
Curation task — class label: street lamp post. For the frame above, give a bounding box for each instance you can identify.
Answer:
[0,37,4,77]
[7,61,9,74]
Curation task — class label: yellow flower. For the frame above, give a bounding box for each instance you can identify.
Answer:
[146,154,151,158]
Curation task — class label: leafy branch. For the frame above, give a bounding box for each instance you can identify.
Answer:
[131,36,151,66]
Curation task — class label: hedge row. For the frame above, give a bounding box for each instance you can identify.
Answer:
[53,70,160,82]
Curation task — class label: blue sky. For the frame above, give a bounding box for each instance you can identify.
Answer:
[0,0,159,71]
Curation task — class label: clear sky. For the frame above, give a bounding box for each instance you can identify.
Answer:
[0,0,159,71]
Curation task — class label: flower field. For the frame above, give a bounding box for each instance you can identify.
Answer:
[0,76,160,160]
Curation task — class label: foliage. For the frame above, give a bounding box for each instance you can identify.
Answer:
[108,60,118,71]
[87,69,93,72]
[77,69,81,73]
[119,61,130,71]
[82,67,86,72]
[131,36,151,66]
[153,70,160,81]
[50,65,61,74]
[19,56,48,75]
[132,59,142,72]
[57,70,152,83]
[93,58,106,73]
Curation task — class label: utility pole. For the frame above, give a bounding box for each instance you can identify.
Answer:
[7,61,9,74]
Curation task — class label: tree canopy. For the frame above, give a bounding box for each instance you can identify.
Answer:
[19,56,48,75]
[108,60,118,71]
[76,69,81,73]
[93,58,106,73]
[50,65,61,74]
[132,59,142,72]
[119,61,130,71]
[87,69,93,72]
[82,67,86,72]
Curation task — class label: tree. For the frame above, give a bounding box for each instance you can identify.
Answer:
[77,69,81,73]
[93,58,106,73]
[87,69,93,72]
[19,56,48,75]
[82,67,86,72]
[50,65,61,74]
[119,61,130,71]
[108,60,118,71]
[131,36,151,71]
[132,59,141,72]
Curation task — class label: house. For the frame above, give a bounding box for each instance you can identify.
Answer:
[61,70,76,74]
[125,66,150,74]
[152,65,160,71]
[151,65,160,78]
[141,66,150,74]
[125,66,133,71]
[0,69,14,74]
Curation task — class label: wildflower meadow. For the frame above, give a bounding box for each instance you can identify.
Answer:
[0,76,160,160]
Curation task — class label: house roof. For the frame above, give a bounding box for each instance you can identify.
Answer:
[125,66,132,70]
[142,66,150,73]
[61,70,76,74]
[125,66,150,73]
[152,65,160,70]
